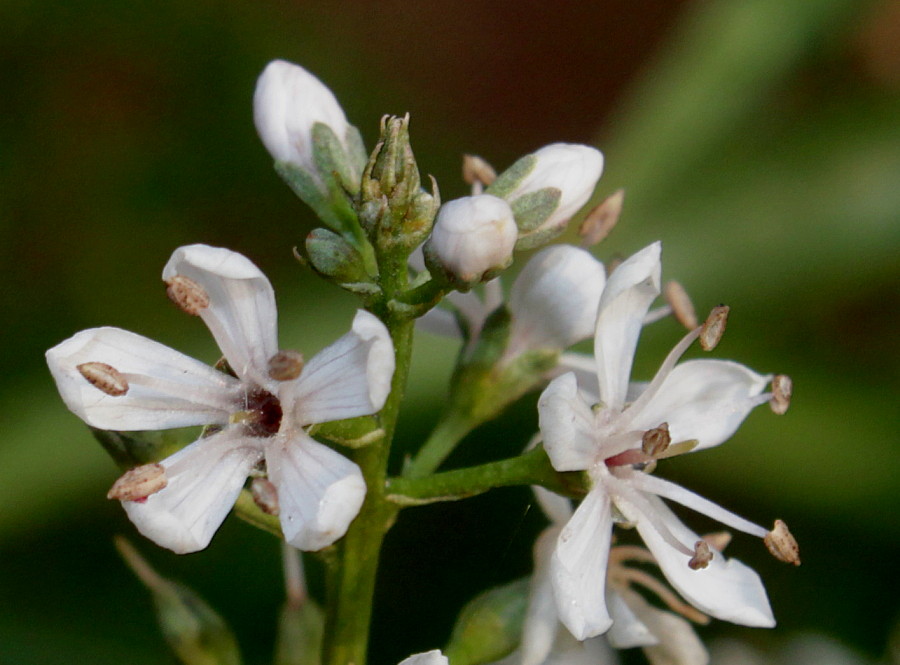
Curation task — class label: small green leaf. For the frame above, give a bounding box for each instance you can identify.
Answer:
[510,188,561,232]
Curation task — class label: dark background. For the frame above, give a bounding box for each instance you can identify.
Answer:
[1,0,898,663]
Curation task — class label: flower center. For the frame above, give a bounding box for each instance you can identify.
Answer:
[232,387,283,437]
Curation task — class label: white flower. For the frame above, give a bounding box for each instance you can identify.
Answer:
[426,194,518,285]
[537,241,779,640]
[419,244,606,361]
[398,651,449,665]
[47,244,394,554]
[254,59,356,184]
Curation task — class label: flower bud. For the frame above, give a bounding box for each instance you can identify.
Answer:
[487,143,604,249]
[425,195,517,288]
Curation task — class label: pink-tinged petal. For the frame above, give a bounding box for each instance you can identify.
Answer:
[122,431,262,554]
[397,651,449,665]
[287,310,395,425]
[628,495,775,627]
[46,327,241,430]
[266,431,366,551]
[538,373,599,472]
[507,245,606,354]
[606,589,655,648]
[163,244,279,387]
[551,487,614,640]
[593,242,661,410]
[628,359,770,451]
[522,526,564,665]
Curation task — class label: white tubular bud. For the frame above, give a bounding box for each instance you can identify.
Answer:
[253,60,353,179]
[426,194,517,285]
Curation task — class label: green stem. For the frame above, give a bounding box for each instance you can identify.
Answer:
[387,446,583,505]
[403,409,477,479]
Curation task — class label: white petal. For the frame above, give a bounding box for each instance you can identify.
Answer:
[538,373,599,472]
[266,431,366,551]
[616,588,708,665]
[551,487,614,640]
[46,327,241,430]
[606,589,656,648]
[629,359,770,451]
[287,310,395,425]
[163,244,279,387]
[522,526,564,665]
[628,495,775,627]
[507,245,605,354]
[593,242,661,410]
[533,486,574,526]
[398,651,449,665]
[542,633,619,665]
[122,431,262,554]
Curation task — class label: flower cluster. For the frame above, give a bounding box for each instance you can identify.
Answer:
[45,58,799,665]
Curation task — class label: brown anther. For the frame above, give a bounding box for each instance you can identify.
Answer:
[641,422,671,458]
[701,531,732,552]
[462,154,497,187]
[699,305,729,351]
[251,477,280,516]
[107,463,167,501]
[770,374,793,415]
[664,281,698,329]
[688,540,713,570]
[77,362,129,396]
[165,275,210,316]
[765,519,801,565]
[578,189,624,246]
[268,350,305,381]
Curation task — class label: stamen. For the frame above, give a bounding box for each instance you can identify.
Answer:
[77,362,129,396]
[107,463,167,501]
[462,154,497,187]
[608,544,657,566]
[699,305,729,351]
[665,281,698,329]
[578,189,624,247]
[617,567,710,625]
[770,374,792,415]
[268,350,304,381]
[251,477,280,516]
[610,482,695,557]
[642,422,671,457]
[702,531,732,552]
[119,372,239,413]
[688,540,713,569]
[643,305,673,325]
[165,275,210,316]
[765,519,801,565]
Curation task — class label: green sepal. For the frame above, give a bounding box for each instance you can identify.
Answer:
[90,427,194,468]
[305,228,377,286]
[115,538,243,665]
[312,122,362,197]
[275,595,325,665]
[510,188,561,232]
[444,577,530,665]
[514,222,568,251]
[308,415,385,449]
[485,154,537,199]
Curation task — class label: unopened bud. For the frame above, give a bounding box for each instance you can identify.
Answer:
[77,362,129,396]
[699,305,729,351]
[251,477,280,516]
[641,422,671,457]
[765,519,800,565]
[701,531,732,552]
[108,463,167,501]
[579,188,623,246]
[166,275,210,316]
[268,350,305,382]
[665,281,698,329]
[688,540,713,570]
[462,154,497,188]
[425,194,517,286]
[770,374,792,415]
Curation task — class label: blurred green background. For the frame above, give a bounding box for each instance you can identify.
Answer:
[1,0,898,663]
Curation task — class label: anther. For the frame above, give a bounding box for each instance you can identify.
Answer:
[268,350,305,381]
[665,281,698,329]
[641,422,671,457]
[77,362,129,396]
[701,531,732,552]
[770,374,793,415]
[462,154,497,187]
[688,540,713,570]
[578,189,624,247]
[165,275,210,316]
[765,519,801,565]
[107,463,167,501]
[699,305,729,351]
[250,477,280,516]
